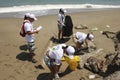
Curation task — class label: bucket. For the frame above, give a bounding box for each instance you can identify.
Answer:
[62,56,80,62]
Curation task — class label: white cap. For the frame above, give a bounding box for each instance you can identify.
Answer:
[63,9,67,13]
[66,46,75,59]
[89,34,94,41]
[60,8,67,13]
[29,14,37,20]
[25,13,30,17]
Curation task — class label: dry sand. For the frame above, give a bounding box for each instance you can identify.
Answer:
[0,9,120,80]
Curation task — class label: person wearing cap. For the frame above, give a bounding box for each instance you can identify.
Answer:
[57,8,67,42]
[72,32,94,50]
[23,13,39,63]
[24,13,30,20]
[44,44,75,80]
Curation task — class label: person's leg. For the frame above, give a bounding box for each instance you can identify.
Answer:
[44,56,55,80]
[58,63,62,71]
[48,66,55,80]
[55,64,61,79]
[28,42,37,63]
[58,25,63,42]
[48,62,61,79]
[58,30,62,41]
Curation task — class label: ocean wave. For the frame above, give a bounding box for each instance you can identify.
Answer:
[0,4,120,13]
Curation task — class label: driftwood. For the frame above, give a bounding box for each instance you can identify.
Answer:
[102,30,120,52]
[103,52,120,79]
[84,52,120,77]
[84,56,105,73]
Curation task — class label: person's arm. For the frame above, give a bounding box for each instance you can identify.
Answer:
[24,23,39,35]
[27,30,39,35]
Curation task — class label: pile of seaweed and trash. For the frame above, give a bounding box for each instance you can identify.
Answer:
[76,30,120,80]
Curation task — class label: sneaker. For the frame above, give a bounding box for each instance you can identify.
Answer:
[31,59,37,63]
[35,65,44,69]
[54,74,60,79]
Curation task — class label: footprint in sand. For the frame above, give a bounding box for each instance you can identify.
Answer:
[8,76,16,80]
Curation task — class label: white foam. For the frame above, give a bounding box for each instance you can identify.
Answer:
[0,4,120,13]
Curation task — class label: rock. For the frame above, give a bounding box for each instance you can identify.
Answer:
[84,56,105,73]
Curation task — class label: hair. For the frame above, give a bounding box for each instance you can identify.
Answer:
[24,15,29,20]
[62,46,68,49]
[59,8,64,14]
[86,33,90,39]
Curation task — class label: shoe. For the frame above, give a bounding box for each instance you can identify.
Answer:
[31,59,37,63]
[54,74,60,79]
[35,65,44,69]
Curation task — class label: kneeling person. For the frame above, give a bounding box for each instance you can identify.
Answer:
[44,44,75,80]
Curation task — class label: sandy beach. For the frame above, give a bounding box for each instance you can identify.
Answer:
[0,9,120,80]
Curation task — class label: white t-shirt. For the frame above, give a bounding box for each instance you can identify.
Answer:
[76,32,87,43]
[49,44,66,65]
[57,13,65,26]
[24,22,35,42]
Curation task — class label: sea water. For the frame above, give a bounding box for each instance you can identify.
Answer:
[0,0,120,18]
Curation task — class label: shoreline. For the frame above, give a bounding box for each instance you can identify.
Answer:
[0,8,120,18]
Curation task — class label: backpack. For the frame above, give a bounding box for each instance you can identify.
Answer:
[19,20,29,37]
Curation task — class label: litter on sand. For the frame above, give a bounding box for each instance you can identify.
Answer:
[106,25,110,28]
[91,27,98,31]
[88,75,96,79]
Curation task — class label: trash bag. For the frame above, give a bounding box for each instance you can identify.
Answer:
[62,15,73,37]
[64,56,79,71]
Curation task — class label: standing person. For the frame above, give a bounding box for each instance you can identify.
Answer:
[24,13,39,63]
[57,8,66,42]
[72,32,94,50]
[44,44,75,80]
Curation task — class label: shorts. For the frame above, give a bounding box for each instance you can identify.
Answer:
[27,42,35,53]
[44,56,55,67]
[58,25,63,30]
